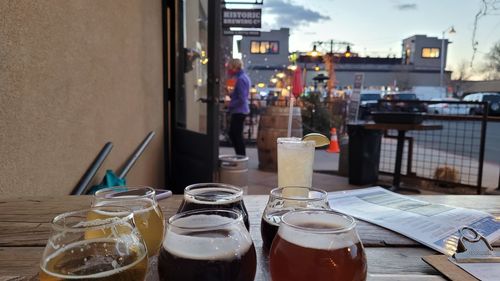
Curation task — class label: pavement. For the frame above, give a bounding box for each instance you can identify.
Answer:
[219,146,365,195]
[219,145,499,195]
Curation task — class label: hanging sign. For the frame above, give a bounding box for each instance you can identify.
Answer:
[222,8,262,28]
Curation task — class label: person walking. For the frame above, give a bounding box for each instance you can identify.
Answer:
[227,58,250,156]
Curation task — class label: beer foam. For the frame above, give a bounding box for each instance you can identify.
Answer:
[163,214,252,260]
[278,212,360,250]
[41,238,147,279]
[185,187,242,204]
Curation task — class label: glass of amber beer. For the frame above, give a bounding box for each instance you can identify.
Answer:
[93,186,165,257]
[158,209,257,281]
[177,183,250,230]
[270,210,367,281]
[39,206,148,280]
[261,186,330,251]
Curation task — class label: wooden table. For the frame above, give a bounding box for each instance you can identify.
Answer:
[364,123,443,193]
[1,195,498,280]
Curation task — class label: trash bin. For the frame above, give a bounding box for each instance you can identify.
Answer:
[219,155,249,193]
[347,124,382,185]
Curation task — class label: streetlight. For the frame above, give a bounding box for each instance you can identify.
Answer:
[440,26,456,89]
[307,45,322,57]
[276,72,286,79]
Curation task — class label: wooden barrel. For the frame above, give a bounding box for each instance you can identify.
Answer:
[257,106,303,172]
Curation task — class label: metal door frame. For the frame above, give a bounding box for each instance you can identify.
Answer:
[163,0,221,193]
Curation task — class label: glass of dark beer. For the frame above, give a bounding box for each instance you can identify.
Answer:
[158,209,257,281]
[260,186,329,251]
[39,206,148,280]
[270,210,367,281]
[177,183,250,229]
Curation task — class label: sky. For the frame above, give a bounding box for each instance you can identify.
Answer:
[230,0,500,78]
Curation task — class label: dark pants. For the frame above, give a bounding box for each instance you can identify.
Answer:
[229,113,247,156]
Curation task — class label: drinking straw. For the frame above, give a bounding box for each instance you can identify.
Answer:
[287,96,294,137]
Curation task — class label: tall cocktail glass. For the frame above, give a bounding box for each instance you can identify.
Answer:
[277,137,315,189]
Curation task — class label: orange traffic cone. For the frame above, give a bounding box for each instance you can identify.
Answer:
[327,128,340,153]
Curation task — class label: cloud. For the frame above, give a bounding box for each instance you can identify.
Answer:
[262,0,331,29]
[395,3,417,10]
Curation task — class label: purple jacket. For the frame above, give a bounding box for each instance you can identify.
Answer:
[228,70,250,114]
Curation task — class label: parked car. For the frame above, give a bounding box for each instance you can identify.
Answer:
[381,92,426,112]
[359,93,382,119]
[427,98,469,115]
[462,92,500,116]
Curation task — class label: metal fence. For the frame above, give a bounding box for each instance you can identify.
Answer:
[219,97,498,193]
[219,96,263,145]
[375,100,489,194]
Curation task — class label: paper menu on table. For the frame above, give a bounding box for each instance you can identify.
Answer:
[328,187,500,256]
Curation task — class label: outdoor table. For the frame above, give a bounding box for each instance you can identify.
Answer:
[364,123,443,193]
[1,194,498,280]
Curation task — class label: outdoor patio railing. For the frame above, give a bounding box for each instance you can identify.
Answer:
[375,100,489,194]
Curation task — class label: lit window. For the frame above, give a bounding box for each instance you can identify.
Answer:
[250,41,260,54]
[421,47,440,58]
[260,41,270,54]
[269,42,279,53]
[250,41,279,54]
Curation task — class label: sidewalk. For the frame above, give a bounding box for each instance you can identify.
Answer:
[220,145,499,195]
[219,146,367,195]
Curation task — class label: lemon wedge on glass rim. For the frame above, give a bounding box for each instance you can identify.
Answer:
[302,133,330,148]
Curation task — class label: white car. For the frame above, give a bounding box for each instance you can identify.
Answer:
[427,98,469,115]
[462,92,500,116]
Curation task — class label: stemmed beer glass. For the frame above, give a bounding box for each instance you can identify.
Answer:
[270,210,368,281]
[158,209,257,281]
[261,186,330,251]
[177,183,250,230]
[39,206,148,280]
[93,186,165,256]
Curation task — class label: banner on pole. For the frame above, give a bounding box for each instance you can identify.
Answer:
[347,73,364,122]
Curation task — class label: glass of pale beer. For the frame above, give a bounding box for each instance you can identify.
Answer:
[93,186,165,256]
[158,209,257,281]
[39,206,148,280]
[270,210,367,281]
[260,186,330,251]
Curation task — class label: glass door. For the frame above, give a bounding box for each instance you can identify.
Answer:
[167,0,221,192]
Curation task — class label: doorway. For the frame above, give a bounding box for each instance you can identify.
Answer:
[164,0,221,193]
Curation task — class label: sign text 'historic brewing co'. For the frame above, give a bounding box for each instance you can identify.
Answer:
[222,8,262,28]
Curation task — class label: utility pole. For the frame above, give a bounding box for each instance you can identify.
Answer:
[312,40,352,96]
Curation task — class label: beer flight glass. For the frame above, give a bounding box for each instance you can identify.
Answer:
[261,186,330,251]
[270,210,368,281]
[93,186,165,257]
[39,206,148,280]
[177,183,250,230]
[158,209,257,281]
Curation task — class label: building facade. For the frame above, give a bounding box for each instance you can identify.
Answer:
[240,31,452,91]
[239,28,290,88]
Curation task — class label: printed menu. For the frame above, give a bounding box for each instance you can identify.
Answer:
[328,187,500,256]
